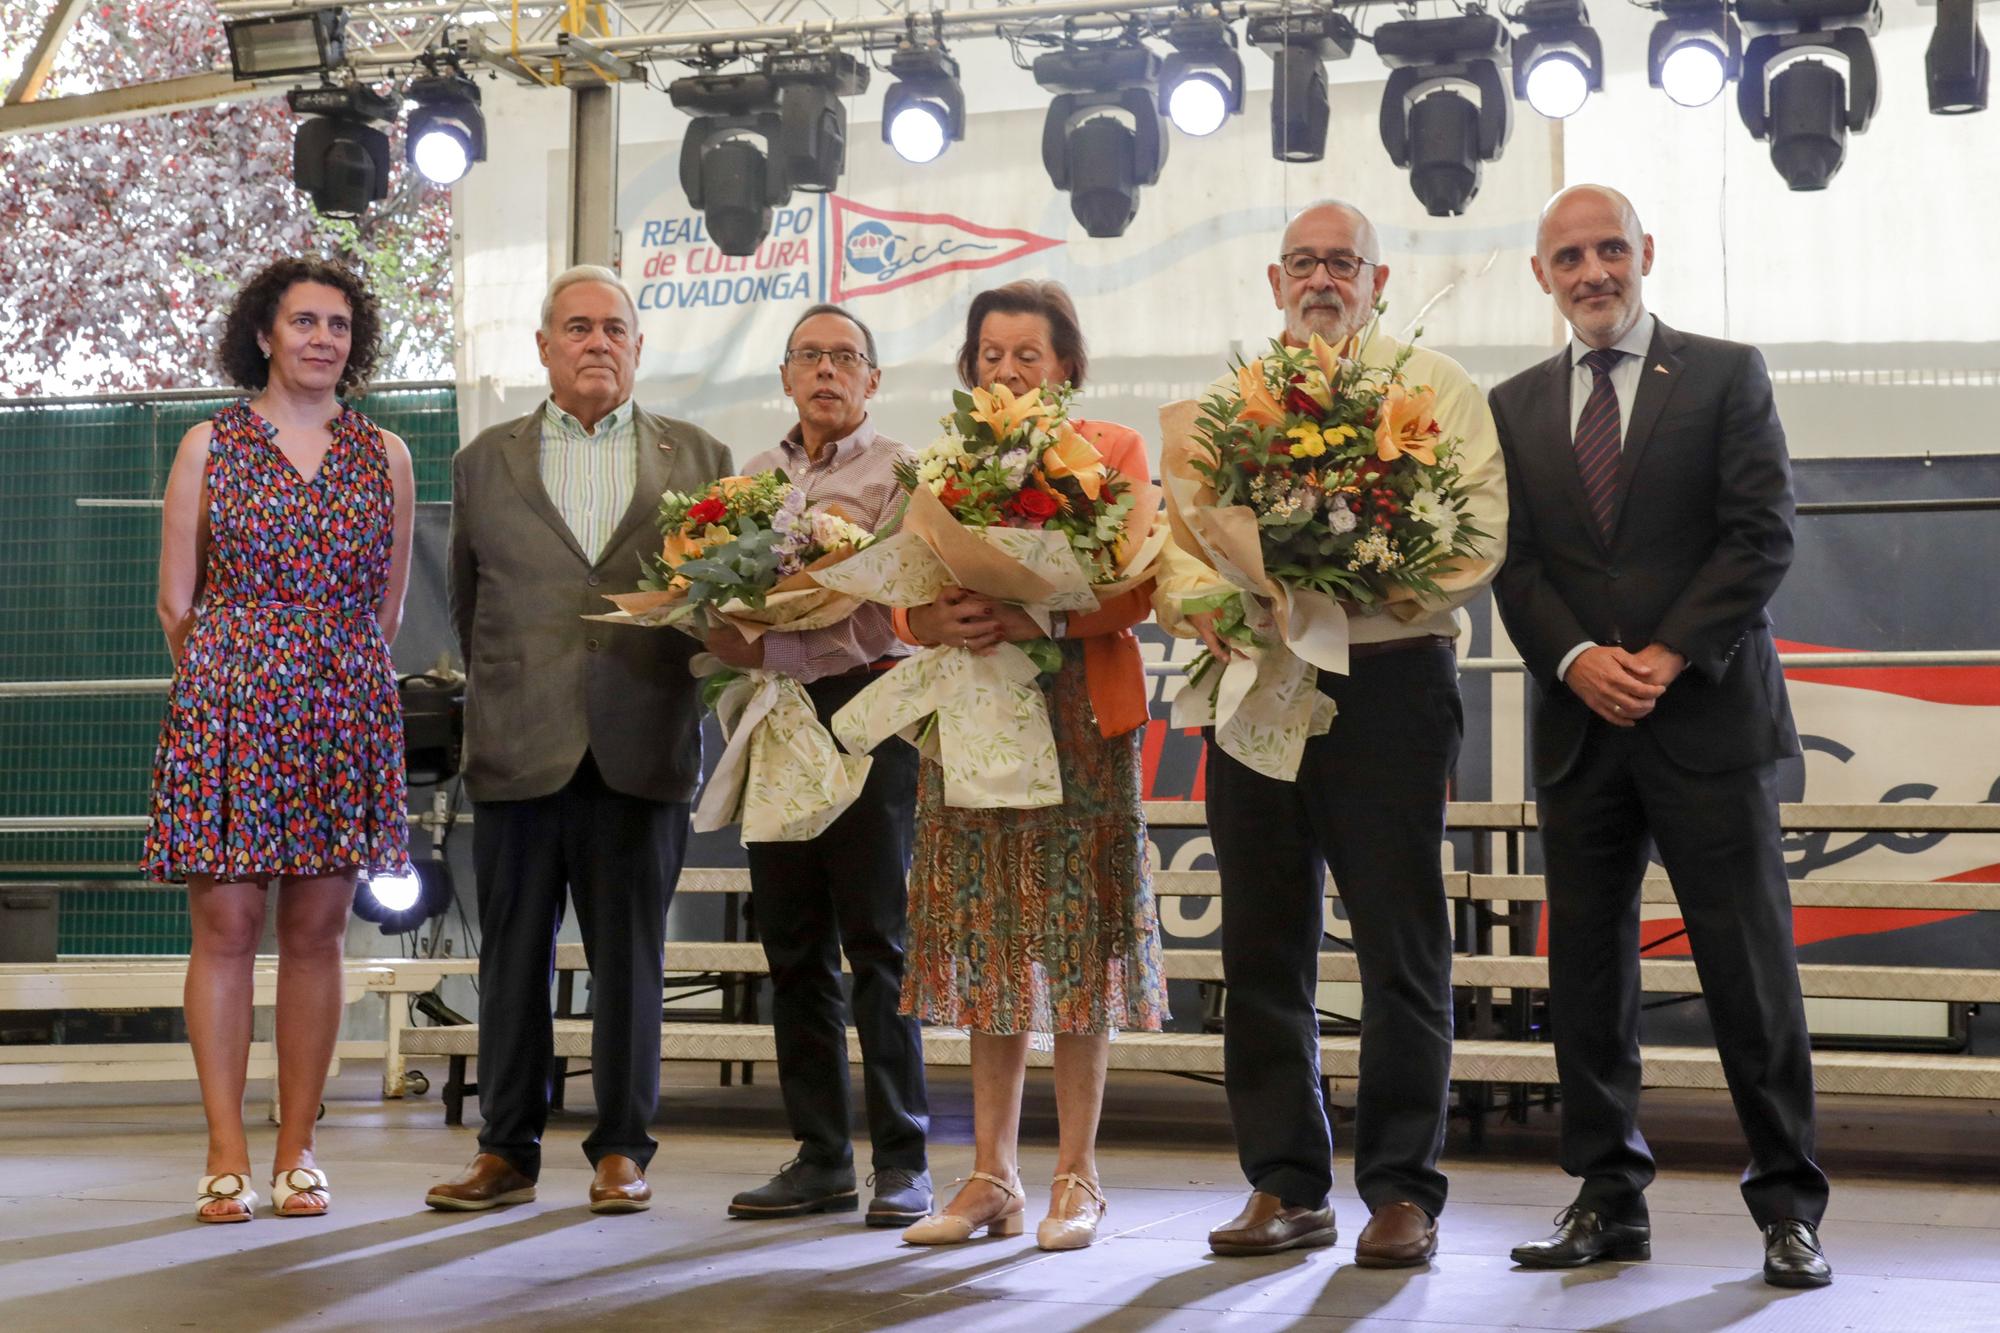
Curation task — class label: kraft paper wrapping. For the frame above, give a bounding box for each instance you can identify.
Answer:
[1159,399,1350,781]
[813,480,1164,808]
[691,662,874,843]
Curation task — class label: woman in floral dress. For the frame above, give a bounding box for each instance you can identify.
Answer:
[145,258,414,1223]
[896,281,1167,1251]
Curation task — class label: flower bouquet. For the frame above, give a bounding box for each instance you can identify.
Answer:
[1162,314,1492,780]
[587,470,880,842]
[812,382,1166,808]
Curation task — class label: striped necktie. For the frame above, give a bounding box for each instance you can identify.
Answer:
[1573,347,1625,540]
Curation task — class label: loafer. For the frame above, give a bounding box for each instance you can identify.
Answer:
[589,1154,652,1214]
[1207,1190,1337,1257]
[866,1167,933,1228]
[1763,1219,1832,1288]
[729,1156,858,1219]
[1354,1201,1438,1268]
[425,1153,537,1212]
[1511,1204,1651,1268]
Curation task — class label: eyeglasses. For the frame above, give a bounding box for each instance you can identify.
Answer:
[1278,251,1376,282]
[784,347,873,371]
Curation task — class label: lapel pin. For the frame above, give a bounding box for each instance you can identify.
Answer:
[1653,363,1669,375]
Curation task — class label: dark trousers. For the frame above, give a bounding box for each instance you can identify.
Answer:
[472,750,689,1177]
[745,671,928,1172]
[1208,641,1462,1216]
[1540,723,1828,1227]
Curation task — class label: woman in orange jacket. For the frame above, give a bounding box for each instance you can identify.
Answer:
[895,281,1167,1252]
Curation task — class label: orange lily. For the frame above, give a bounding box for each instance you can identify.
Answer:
[970,382,1052,441]
[1233,360,1288,429]
[1374,383,1440,467]
[1040,425,1106,501]
[1306,333,1349,386]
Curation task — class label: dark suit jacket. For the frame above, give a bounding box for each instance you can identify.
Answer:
[449,405,733,804]
[1489,318,1801,786]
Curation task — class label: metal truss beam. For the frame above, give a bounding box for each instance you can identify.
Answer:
[4,0,93,105]
[206,0,1374,81]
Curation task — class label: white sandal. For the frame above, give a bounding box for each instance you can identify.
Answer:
[195,1172,257,1224]
[271,1166,331,1217]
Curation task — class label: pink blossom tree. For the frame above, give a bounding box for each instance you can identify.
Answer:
[0,0,453,394]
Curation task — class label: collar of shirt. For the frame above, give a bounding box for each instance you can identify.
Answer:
[543,396,635,439]
[779,415,877,472]
[1568,310,1656,370]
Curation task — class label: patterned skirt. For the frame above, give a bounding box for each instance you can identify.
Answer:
[900,641,1169,1036]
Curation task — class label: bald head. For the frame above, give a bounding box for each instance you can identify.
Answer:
[1282,200,1383,265]
[1537,185,1642,255]
[1531,183,1655,350]
[1270,200,1391,346]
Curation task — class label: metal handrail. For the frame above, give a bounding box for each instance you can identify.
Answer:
[0,381,454,409]
[10,648,1998,695]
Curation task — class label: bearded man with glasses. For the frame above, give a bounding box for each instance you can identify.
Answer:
[1154,200,1509,1265]
[717,304,934,1228]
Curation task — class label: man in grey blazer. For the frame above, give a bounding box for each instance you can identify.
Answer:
[426,265,732,1215]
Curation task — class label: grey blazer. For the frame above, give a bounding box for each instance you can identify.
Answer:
[448,405,734,804]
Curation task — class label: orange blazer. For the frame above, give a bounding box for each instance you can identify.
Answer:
[893,417,1153,738]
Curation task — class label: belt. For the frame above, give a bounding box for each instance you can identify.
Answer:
[1347,634,1455,660]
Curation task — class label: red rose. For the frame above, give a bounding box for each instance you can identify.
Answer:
[1356,457,1392,485]
[687,496,727,526]
[1008,488,1060,522]
[1285,387,1321,416]
[1242,461,1262,476]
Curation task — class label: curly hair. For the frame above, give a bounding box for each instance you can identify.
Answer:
[957,280,1089,390]
[216,258,383,397]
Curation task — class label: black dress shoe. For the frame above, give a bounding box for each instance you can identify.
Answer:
[728,1156,858,1218]
[865,1167,934,1228]
[1763,1219,1832,1288]
[1511,1205,1652,1268]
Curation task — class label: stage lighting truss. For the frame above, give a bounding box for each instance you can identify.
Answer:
[405,62,486,186]
[226,9,347,81]
[1246,11,1356,163]
[881,42,965,165]
[670,48,865,256]
[1374,10,1513,219]
[1511,0,1603,121]
[1927,0,1990,116]
[1160,16,1245,138]
[286,81,399,217]
[1648,0,1742,108]
[1033,39,1169,239]
[1735,0,1882,191]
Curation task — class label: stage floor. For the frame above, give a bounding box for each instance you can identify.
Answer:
[1,1061,1994,1332]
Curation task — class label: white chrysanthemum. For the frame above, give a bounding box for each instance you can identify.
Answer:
[1409,488,1458,544]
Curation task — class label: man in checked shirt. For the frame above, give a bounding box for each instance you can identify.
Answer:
[710,304,933,1228]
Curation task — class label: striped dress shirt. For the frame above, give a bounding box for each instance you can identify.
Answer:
[743,417,911,684]
[538,397,637,563]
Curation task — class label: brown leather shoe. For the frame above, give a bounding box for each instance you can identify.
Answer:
[1354,1201,1438,1268]
[588,1154,652,1214]
[425,1153,537,1212]
[1208,1190,1337,1256]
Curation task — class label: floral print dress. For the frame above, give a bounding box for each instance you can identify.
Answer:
[900,641,1169,1036]
[143,400,408,883]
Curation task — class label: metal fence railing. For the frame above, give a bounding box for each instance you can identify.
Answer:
[0,384,459,952]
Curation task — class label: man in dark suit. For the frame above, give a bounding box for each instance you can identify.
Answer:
[1489,186,1830,1288]
[426,266,732,1215]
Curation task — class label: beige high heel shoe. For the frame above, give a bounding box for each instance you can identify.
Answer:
[901,1171,1026,1244]
[1037,1173,1107,1251]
